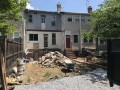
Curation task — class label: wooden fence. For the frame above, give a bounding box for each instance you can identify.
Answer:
[0,36,23,90]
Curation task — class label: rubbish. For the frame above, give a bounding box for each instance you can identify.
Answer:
[24,59,30,63]
[39,51,74,68]
[13,66,17,74]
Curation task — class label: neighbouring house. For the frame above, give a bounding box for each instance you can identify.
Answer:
[23,3,106,52]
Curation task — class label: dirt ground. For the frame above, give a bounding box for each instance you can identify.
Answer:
[21,62,76,85]
[20,57,107,85]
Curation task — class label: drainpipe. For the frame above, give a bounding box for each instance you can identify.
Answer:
[23,20,26,52]
[79,14,82,53]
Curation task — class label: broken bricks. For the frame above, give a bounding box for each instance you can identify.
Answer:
[38,51,73,68]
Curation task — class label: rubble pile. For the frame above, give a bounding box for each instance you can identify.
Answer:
[39,51,73,67]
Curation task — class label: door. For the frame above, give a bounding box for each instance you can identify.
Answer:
[66,35,71,48]
[44,34,48,48]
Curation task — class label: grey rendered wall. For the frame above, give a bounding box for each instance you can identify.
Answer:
[25,12,61,30]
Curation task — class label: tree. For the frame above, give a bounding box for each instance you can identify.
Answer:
[0,0,28,34]
[89,0,120,39]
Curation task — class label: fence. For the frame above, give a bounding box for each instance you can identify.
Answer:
[26,49,61,61]
[0,36,23,90]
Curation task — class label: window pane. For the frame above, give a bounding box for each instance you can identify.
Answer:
[75,16,79,22]
[89,38,93,42]
[100,39,104,44]
[84,38,88,42]
[81,16,85,22]
[29,15,32,22]
[14,32,19,38]
[68,17,72,22]
[44,37,48,47]
[29,34,33,41]
[34,34,38,41]
[52,33,56,45]
[74,35,78,43]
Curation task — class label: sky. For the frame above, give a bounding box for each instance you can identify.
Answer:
[26,0,105,13]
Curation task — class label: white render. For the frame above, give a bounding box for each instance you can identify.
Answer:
[26,31,62,49]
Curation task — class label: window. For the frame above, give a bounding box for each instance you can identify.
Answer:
[89,38,93,42]
[28,15,32,22]
[84,38,88,42]
[29,34,38,41]
[74,35,78,43]
[81,16,85,22]
[41,15,46,23]
[75,16,80,22]
[52,33,56,45]
[86,16,90,22]
[14,32,19,38]
[100,39,104,44]
[68,16,72,22]
[44,34,48,47]
[14,32,20,42]
[51,16,56,26]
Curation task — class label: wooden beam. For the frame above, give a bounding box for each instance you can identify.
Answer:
[0,54,7,90]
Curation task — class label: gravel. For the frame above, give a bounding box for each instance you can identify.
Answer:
[14,68,120,90]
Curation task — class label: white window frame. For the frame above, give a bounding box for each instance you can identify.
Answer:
[74,16,80,22]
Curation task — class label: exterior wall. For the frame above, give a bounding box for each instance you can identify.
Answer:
[80,15,96,50]
[24,11,61,30]
[6,20,24,41]
[23,10,97,51]
[61,14,80,50]
[26,31,62,49]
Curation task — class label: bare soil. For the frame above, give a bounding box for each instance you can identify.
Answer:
[20,57,107,85]
[21,62,75,85]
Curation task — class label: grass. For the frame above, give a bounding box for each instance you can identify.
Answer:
[43,72,51,77]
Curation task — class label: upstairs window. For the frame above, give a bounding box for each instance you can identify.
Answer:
[13,32,20,42]
[68,16,72,22]
[74,35,78,43]
[75,16,80,22]
[51,16,56,26]
[28,15,32,22]
[41,15,46,23]
[29,34,38,41]
[81,16,85,22]
[52,33,56,45]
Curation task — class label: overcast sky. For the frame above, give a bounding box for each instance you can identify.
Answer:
[26,0,105,13]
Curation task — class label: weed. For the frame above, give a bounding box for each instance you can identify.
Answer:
[43,72,51,77]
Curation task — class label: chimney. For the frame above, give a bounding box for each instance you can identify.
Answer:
[57,2,62,13]
[88,6,92,13]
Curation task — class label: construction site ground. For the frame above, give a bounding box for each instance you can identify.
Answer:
[20,57,107,85]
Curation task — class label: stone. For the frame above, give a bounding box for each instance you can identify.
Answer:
[13,66,17,74]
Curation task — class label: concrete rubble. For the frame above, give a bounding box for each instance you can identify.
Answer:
[38,51,74,68]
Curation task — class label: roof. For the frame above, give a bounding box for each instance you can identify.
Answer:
[24,9,89,15]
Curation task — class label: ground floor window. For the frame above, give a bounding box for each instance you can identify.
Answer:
[29,34,38,41]
[44,34,48,47]
[52,33,56,45]
[74,35,78,43]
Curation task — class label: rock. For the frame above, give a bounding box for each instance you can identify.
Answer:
[32,61,39,64]
[45,53,51,57]
[41,56,46,61]
[50,52,55,56]
[13,66,17,74]
[64,59,73,64]
[30,58,34,62]
[51,55,57,60]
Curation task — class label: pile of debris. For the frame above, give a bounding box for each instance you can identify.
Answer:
[39,51,74,68]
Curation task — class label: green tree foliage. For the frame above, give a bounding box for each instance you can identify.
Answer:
[0,0,28,34]
[90,0,120,39]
